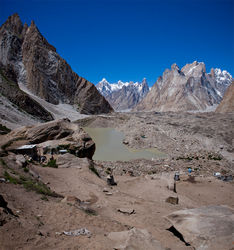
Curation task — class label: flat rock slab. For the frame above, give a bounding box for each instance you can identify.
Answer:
[107,228,164,250]
[166,205,234,250]
[57,153,90,168]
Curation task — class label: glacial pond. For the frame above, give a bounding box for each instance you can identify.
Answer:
[83,127,167,161]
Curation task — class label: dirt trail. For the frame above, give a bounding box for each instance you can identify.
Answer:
[1,158,233,249]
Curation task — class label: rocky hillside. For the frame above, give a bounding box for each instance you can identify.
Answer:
[0,62,53,121]
[0,14,113,115]
[96,78,149,111]
[135,61,232,112]
[216,81,234,113]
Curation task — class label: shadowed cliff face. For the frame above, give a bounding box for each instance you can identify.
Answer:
[135,62,232,112]
[0,62,54,122]
[0,14,113,115]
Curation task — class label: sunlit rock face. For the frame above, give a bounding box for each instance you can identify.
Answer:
[216,80,234,113]
[0,14,113,115]
[135,61,232,112]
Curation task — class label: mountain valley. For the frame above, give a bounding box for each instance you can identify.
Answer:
[0,13,234,250]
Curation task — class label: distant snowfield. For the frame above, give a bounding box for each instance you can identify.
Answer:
[18,82,88,121]
[96,78,147,95]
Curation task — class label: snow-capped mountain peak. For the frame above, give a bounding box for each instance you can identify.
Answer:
[135,62,232,112]
[100,78,108,84]
[214,68,232,85]
[97,78,148,94]
[96,78,150,111]
[212,68,233,97]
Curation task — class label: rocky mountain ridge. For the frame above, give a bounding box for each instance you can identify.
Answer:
[0,14,113,116]
[135,61,232,112]
[216,81,234,113]
[96,78,149,110]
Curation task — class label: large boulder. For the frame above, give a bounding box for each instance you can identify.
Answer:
[166,205,234,250]
[56,153,90,168]
[24,119,75,144]
[1,119,96,159]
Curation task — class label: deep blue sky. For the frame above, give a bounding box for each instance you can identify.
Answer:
[1,0,234,86]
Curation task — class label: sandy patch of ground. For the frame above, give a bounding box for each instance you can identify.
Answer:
[0,154,233,249]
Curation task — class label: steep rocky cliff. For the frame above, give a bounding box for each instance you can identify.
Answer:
[216,81,234,113]
[0,14,113,115]
[96,78,149,110]
[135,61,232,112]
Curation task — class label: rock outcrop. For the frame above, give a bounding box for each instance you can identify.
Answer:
[96,78,149,111]
[1,118,96,159]
[166,205,234,250]
[0,14,113,115]
[216,81,234,113]
[135,61,232,112]
[108,228,165,250]
[0,194,15,226]
[56,153,90,168]
[0,194,14,216]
